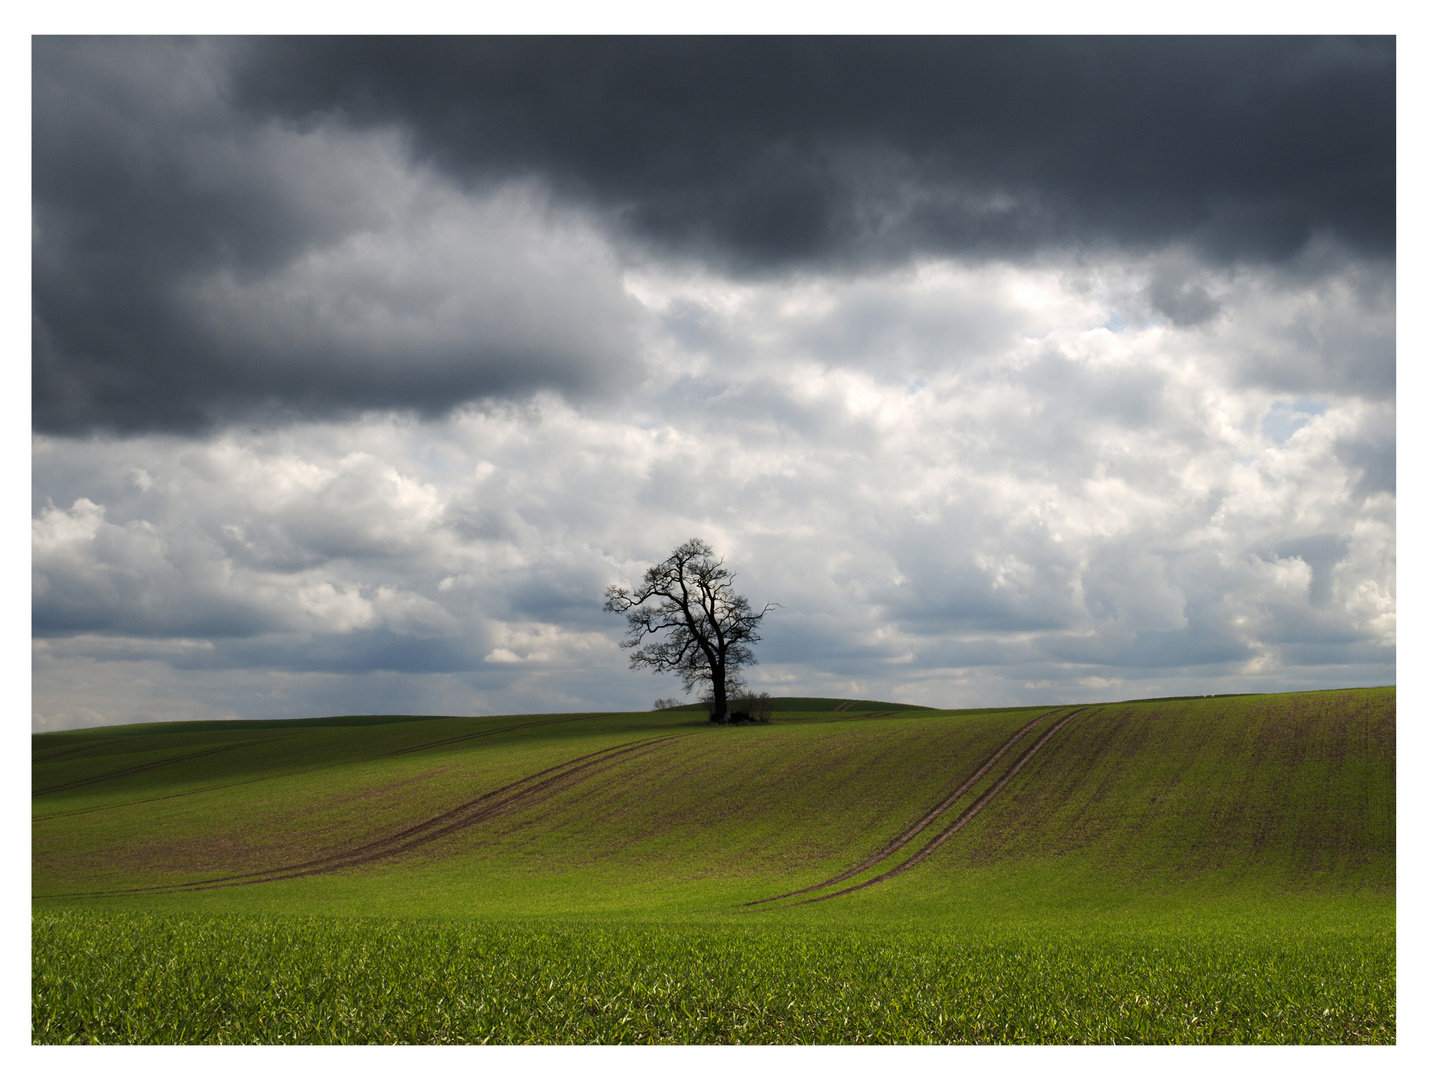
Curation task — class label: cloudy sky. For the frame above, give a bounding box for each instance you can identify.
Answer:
[30,36,1396,731]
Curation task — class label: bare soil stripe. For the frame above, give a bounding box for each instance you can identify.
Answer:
[41,741,654,898]
[281,735,682,867]
[803,709,1085,904]
[744,709,1062,906]
[32,737,286,796]
[44,734,690,899]
[171,737,676,886]
[171,735,691,892]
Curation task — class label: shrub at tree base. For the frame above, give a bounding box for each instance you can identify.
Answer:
[711,691,774,724]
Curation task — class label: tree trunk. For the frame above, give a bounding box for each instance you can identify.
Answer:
[711,664,727,722]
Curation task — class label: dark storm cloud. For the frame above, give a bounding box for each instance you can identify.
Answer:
[34,36,1393,436]
[235,35,1394,266]
[32,38,643,435]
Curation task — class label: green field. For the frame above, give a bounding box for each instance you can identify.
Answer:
[32,689,1396,1044]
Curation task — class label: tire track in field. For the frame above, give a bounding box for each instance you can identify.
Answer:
[744,709,1064,906]
[259,734,686,877]
[42,733,690,899]
[33,713,607,820]
[802,708,1084,904]
[32,737,288,796]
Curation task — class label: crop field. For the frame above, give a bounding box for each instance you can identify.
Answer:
[32,689,1396,1044]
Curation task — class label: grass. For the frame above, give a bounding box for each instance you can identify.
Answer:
[33,906,1393,1044]
[31,689,1396,1043]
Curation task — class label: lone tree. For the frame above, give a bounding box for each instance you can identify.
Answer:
[605,538,774,723]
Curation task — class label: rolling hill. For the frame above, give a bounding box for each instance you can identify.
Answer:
[31,689,1395,1043]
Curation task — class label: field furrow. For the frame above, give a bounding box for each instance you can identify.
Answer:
[33,737,288,796]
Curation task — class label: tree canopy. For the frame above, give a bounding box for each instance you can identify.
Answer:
[605,539,774,723]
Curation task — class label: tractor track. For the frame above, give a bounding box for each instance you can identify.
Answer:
[40,733,690,900]
[744,708,1065,906]
[800,708,1084,904]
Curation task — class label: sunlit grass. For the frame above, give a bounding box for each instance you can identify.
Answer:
[33,909,1394,1044]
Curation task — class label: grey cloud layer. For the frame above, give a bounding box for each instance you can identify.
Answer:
[33,37,1393,434]
[33,255,1394,728]
[31,38,1394,729]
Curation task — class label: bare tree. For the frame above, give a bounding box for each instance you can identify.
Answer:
[605,538,775,723]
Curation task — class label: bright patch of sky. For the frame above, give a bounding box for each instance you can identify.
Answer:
[1262,400,1329,444]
